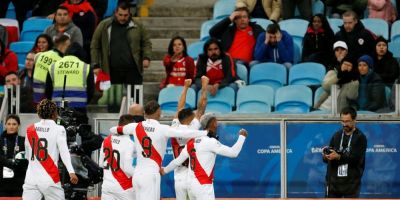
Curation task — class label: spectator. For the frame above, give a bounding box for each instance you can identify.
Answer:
[209,7,264,66]
[315,56,359,112]
[0,114,27,197]
[44,6,84,46]
[18,52,35,112]
[32,0,64,17]
[368,0,397,24]
[194,38,238,96]
[31,34,54,53]
[236,0,281,21]
[128,103,145,122]
[88,0,107,19]
[356,55,387,112]
[281,0,312,20]
[91,1,152,87]
[0,0,35,28]
[302,14,335,68]
[328,41,349,71]
[335,11,376,59]
[5,71,35,113]
[325,0,368,18]
[0,39,18,85]
[254,22,294,68]
[61,0,98,62]
[160,36,195,89]
[372,36,400,87]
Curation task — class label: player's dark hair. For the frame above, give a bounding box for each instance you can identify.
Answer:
[118,114,135,126]
[144,100,160,115]
[6,114,20,125]
[340,106,357,119]
[178,108,194,123]
[37,99,57,119]
[204,117,216,129]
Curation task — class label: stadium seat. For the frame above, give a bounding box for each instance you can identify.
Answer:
[249,62,287,91]
[200,19,220,41]
[312,0,325,15]
[328,18,343,34]
[213,0,236,19]
[9,41,34,68]
[104,0,118,17]
[200,87,235,114]
[187,41,205,60]
[278,19,308,49]
[293,39,301,64]
[361,18,389,39]
[391,20,400,42]
[236,63,248,84]
[20,18,53,41]
[385,86,391,105]
[0,18,19,45]
[388,41,400,59]
[236,85,274,113]
[274,85,312,113]
[288,62,326,86]
[6,3,16,19]
[250,18,272,30]
[158,86,196,114]
[314,86,324,107]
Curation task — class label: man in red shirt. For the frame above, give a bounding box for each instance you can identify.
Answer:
[194,38,238,96]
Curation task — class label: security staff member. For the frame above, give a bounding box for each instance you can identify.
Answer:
[33,34,71,104]
[45,42,94,123]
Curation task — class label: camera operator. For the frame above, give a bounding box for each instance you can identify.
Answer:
[0,114,27,197]
[22,99,78,199]
[323,107,367,198]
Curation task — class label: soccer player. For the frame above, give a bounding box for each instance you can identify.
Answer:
[109,101,208,200]
[170,76,208,200]
[161,113,248,200]
[100,114,137,200]
[22,99,78,200]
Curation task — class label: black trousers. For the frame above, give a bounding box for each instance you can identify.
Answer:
[0,0,34,28]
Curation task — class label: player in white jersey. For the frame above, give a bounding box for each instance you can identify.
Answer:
[100,114,137,200]
[161,113,248,200]
[22,99,78,200]
[109,100,208,200]
[170,76,209,200]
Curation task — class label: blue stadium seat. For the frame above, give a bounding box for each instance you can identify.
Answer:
[312,0,325,15]
[361,18,389,39]
[104,0,117,17]
[236,63,248,84]
[250,18,272,30]
[187,41,205,60]
[213,0,236,19]
[391,20,400,42]
[388,41,400,59]
[293,39,301,64]
[20,18,53,41]
[158,86,196,114]
[200,19,220,41]
[9,41,34,68]
[314,86,324,107]
[249,62,287,91]
[328,18,343,34]
[6,2,16,19]
[274,85,312,113]
[288,62,326,86]
[279,19,308,49]
[200,87,235,114]
[236,85,274,113]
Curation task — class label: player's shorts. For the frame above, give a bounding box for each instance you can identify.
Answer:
[22,182,65,200]
[133,172,160,200]
[102,187,135,200]
[174,176,189,200]
[188,179,215,200]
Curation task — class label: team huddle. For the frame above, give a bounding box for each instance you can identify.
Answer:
[102,76,248,200]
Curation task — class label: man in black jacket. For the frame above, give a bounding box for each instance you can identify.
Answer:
[209,7,264,66]
[323,106,367,198]
[335,10,376,59]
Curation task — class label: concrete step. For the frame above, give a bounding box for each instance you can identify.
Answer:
[143,82,160,104]
[143,69,166,82]
[148,27,200,39]
[149,6,213,18]
[141,17,209,28]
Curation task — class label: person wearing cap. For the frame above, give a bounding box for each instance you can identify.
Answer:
[372,36,400,87]
[160,113,248,200]
[329,41,349,71]
[356,55,387,112]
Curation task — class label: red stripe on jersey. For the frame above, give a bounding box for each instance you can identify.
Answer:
[136,122,163,167]
[26,124,60,183]
[171,138,189,167]
[187,139,214,184]
[103,135,133,190]
[117,126,123,135]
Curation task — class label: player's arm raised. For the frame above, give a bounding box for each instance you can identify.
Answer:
[161,145,190,175]
[163,124,207,139]
[211,129,247,158]
[195,76,209,120]
[174,79,192,119]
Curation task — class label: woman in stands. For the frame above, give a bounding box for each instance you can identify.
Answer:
[0,114,26,197]
[0,38,18,85]
[31,34,54,53]
[160,36,196,89]
[372,36,400,87]
[301,13,335,68]
[356,55,387,112]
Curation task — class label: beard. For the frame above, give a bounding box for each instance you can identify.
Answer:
[210,54,220,61]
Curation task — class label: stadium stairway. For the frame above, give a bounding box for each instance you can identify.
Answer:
[140,0,215,104]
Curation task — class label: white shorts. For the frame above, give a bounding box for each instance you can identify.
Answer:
[174,177,189,200]
[22,182,65,200]
[133,172,160,200]
[101,188,135,200]
[188,180,215,200]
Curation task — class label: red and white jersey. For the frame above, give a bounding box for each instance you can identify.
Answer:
[99,134,136,191]
[164,135,246,185]
[170,118,201,178]
[24,120,75,185]
[110,119,207,174]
